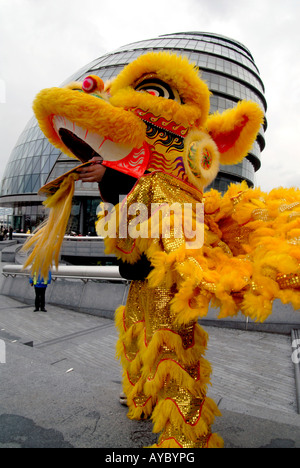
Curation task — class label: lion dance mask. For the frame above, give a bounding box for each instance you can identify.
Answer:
[23,52,300,448]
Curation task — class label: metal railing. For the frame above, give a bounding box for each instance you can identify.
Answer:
[9,233,114,264]
[12,233,105,241]
[2,264,128,283]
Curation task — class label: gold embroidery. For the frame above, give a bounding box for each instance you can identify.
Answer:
[159,379,205,425]
[148,345,200,381]
[158,424,212,448]
[277,273,300,289]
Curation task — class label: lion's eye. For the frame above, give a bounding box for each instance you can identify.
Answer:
[135,78,181,103]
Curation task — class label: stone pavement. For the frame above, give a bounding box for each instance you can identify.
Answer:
[0,290,300,449]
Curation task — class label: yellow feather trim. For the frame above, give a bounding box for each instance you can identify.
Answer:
[22,173,77,279]
[151,396,221,440]
[143,357,212,399]
[207,433,225,448]
[149,430,224,448]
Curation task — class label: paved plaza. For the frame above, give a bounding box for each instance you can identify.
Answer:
[0,286,299,448]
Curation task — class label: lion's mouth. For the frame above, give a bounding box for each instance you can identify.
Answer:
[58,128,103,163]
[52,115,135,164]
[52,114,150,178]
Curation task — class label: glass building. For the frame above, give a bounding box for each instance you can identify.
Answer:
[0,31,267,233]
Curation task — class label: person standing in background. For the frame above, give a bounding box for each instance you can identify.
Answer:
[29,271,52,312]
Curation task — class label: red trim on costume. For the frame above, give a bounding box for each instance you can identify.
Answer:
[116,240,136,255]
[147,358,200,382]
[156,433,211,448]
[133,395,152,408]
[204,207,221,215]
[102,142,150,179]
[188,298,197,309]
[164,396,205,427]
[206,433,212,448]
[122,307,145,333]
[123,342,140,362]
[144,324,196,349]
[126,370,141,387]
[156,437,183,448]
[212,116,249,153]
[129,108,189,138]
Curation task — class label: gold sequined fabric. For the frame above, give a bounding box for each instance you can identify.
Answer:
[116,279,222,447]
[156,424,213,448]
[277,273,300,289]
[158,379,205,425]
[110,174,300,448]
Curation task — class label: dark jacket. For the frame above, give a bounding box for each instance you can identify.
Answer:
[99,168,152,281]
[29,271,52,288]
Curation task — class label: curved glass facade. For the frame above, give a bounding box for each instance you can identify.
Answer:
[1,116,60,196]
[0,31,266,233]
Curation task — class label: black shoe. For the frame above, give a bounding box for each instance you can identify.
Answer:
[33,309,39,312]
[41,309,47,312]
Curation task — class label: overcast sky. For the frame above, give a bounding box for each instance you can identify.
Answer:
[0,0,299,192]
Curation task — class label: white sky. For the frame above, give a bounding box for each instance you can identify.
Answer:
[0,0,299,192]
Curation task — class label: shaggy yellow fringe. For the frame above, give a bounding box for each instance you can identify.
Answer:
[115,292,223,446]
[151,396,221,439]
[102,177,300,325]
[151,430,224,448]
[22,173,77,279]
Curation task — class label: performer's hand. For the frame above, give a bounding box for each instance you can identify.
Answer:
[77,157,106,183]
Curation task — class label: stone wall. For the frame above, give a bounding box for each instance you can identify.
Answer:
[1,263,299,334]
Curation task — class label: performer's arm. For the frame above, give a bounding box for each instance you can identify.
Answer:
[77,158,152,280]
[97,167,138,205]
[77,157,137,204]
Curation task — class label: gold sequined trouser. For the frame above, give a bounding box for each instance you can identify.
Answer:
[115,280,223,448]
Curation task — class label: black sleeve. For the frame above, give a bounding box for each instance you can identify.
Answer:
[98,167,137,205]
[99,168,153,281]
[118,254,153,281]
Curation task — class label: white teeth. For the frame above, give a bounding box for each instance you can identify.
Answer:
[100,139,135,162]
[53,115,105,153]
[52,115,134,161]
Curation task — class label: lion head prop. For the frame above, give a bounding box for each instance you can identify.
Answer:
[33,51,263,191]
[23,51,263,278]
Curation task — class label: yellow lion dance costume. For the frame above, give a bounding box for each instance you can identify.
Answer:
[23,52,300,448]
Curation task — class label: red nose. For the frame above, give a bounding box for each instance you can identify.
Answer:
[82,75,104,93]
